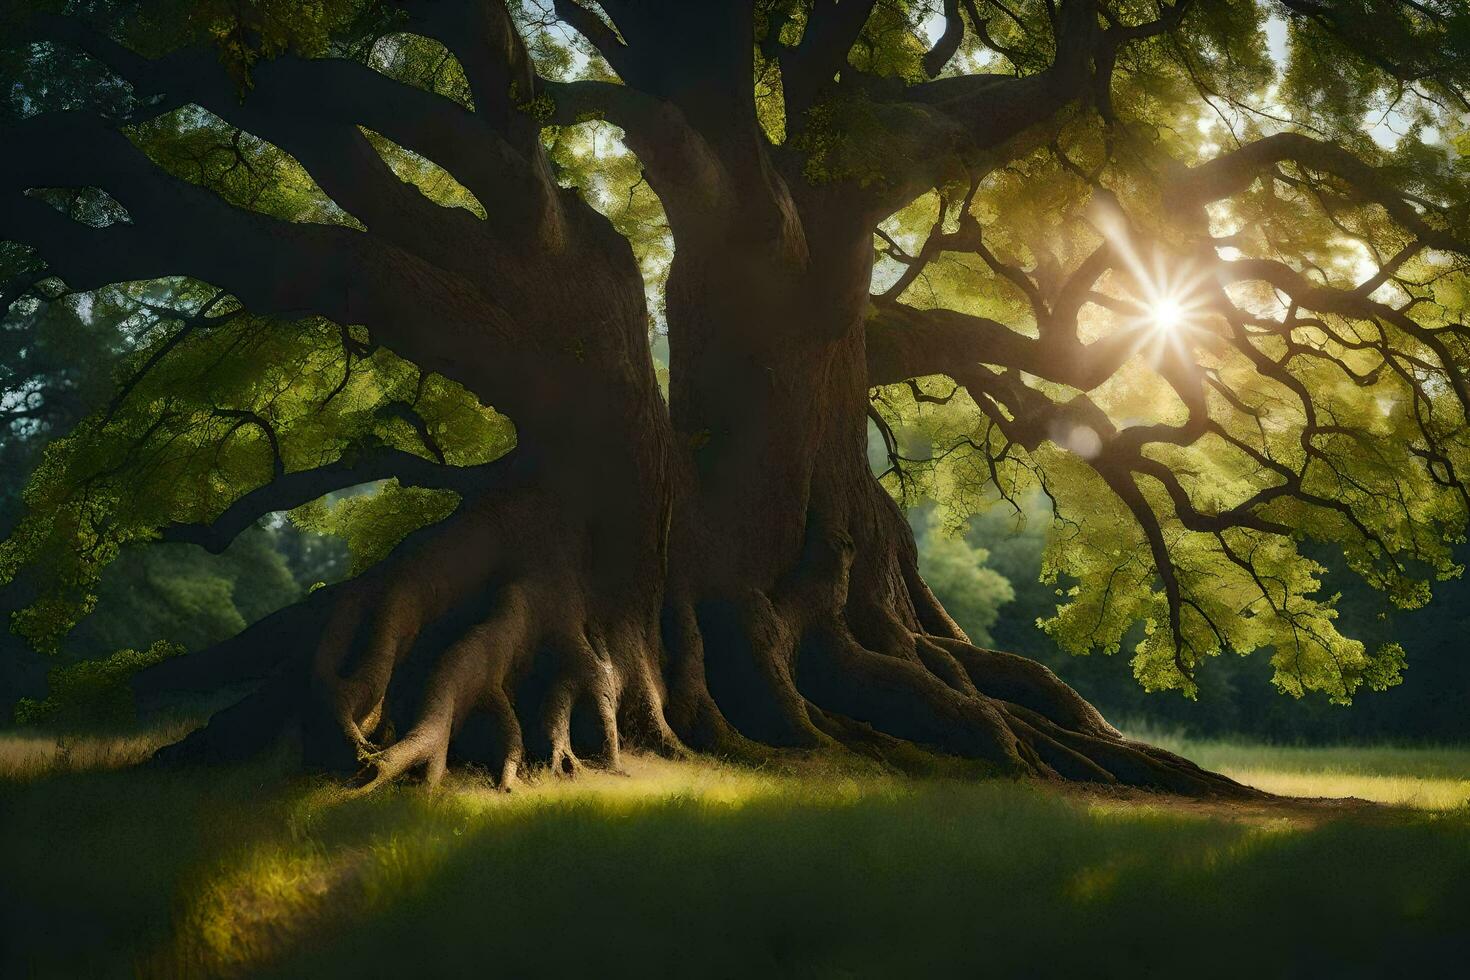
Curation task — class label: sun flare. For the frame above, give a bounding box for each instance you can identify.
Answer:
[1150,296,1185,332]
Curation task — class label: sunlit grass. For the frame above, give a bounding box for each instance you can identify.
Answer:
[1218,769,1470,809]
[0,718,198,780]
[1131,729,1470,809]
[2,731,1468,978]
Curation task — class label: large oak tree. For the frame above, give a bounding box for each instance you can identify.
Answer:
[3,0,1468,794]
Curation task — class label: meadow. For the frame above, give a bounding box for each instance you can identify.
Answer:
[1,726,1467,979]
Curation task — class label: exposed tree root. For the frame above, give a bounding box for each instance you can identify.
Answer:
[142,482,1257,801]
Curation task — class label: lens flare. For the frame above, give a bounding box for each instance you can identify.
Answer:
[1151,296,1185,333]
[1088,201,1215,365]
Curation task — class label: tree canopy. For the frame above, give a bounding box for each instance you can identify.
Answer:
[4,0,1470,728]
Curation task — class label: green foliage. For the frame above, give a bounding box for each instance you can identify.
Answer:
[931,489,1470,742]
[13,639,179,727]
[360,126,487,218]
[0,280,134,532]
[127,106,362,227]
[793,89,892,188]
[509,0,620,84]
[911,507,1013,645]
[543,121,672,324]
[67,529,301,656]
[844,0,934,82]
[291,482,459,576]
[866,0,1470,704]
[1279,1,1470,144]
[365,31,473,109]
[0,283,513,652]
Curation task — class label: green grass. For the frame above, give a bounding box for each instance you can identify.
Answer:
[1133,727,1470,809]
[1,733,1468,979]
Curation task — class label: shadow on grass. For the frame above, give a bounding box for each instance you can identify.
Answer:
[1,752,1467,978]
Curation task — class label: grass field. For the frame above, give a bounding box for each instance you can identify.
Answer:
[1,728,1467,979]
[1135,728,1470,810]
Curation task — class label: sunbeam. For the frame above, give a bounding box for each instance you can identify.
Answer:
[1150,295,1185,333]
[1090,202,1215,366]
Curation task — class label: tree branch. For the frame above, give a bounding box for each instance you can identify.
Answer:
[24,13,556,245]
[1168,132,1470,255]
[782,0,880,117]
[922,0,969,78]
[553,0,635,81]
[159,448,515,553]
[851,0,1101,217]
[0,111,516,404]
[540,77,728,227]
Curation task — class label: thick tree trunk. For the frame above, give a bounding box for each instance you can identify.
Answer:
[142,219,1247,800]
[648,218,1245,795]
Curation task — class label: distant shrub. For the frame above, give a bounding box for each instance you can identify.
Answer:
[14,640,182,728]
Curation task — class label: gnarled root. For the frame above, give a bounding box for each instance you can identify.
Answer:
[671,516,1258,799]
[151,485,680,790]
[147,486,1252,799]
[671,599,1253,796]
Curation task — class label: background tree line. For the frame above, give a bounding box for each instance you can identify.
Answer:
[916,501,1470,742]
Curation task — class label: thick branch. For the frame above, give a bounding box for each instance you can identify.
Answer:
[160,448,514,553]
[855,0,1101,216]
[922,0,969,79]
[1169,133,1469,255]
[25,14,556,245]
[782,0,880,117]
[0,111,517,403]
[865,301,1136,391]
[405,0,541,140]
[540,78,727,225]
